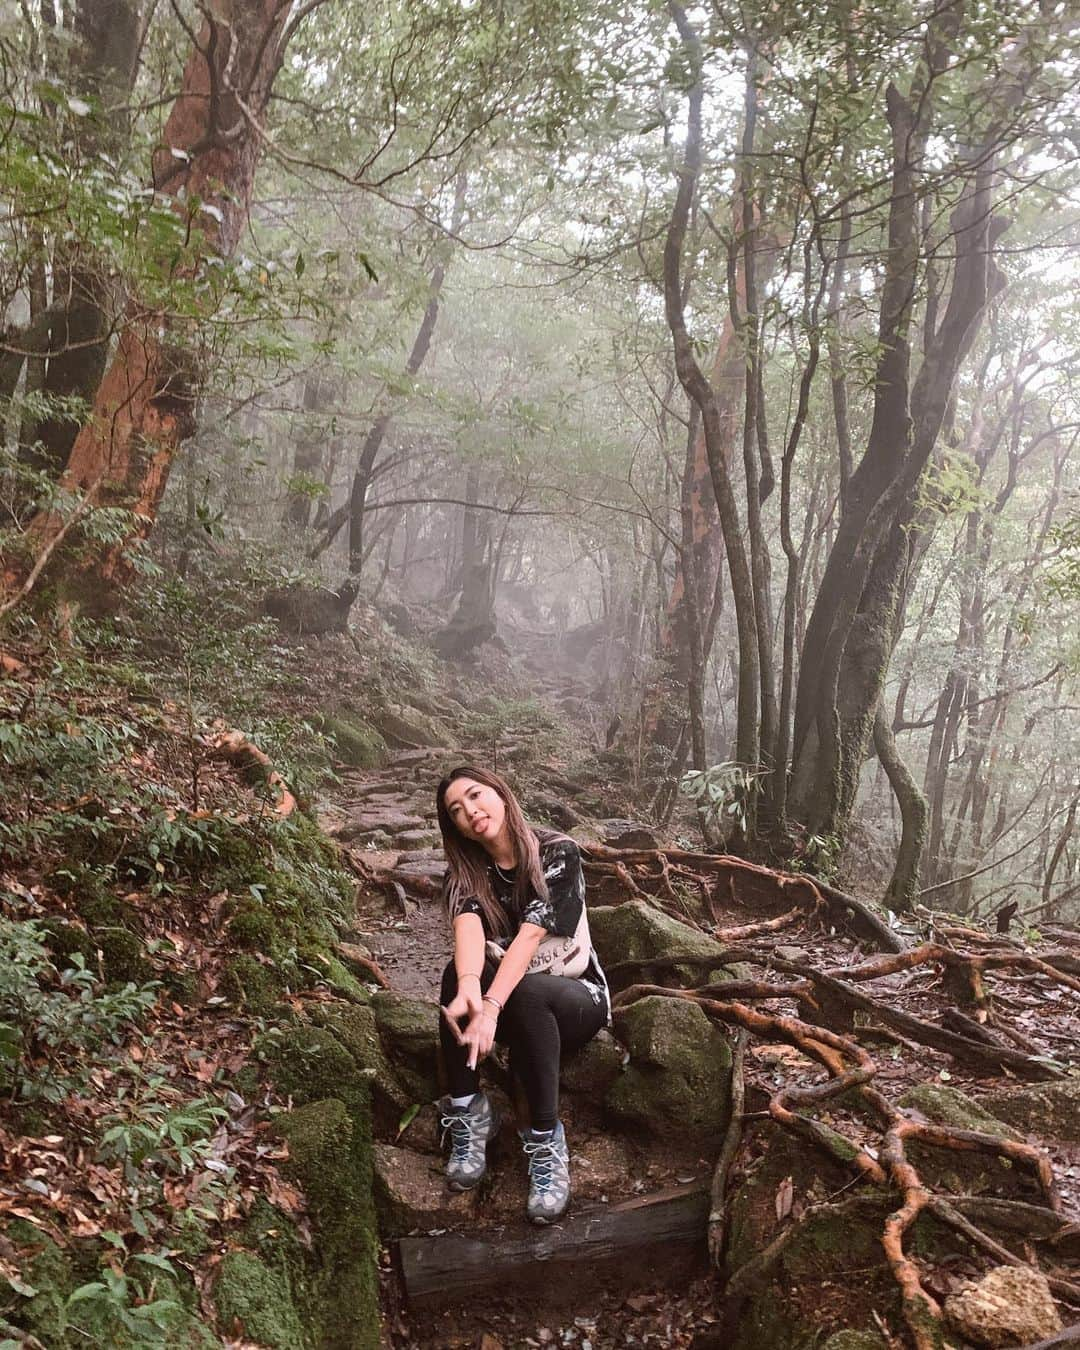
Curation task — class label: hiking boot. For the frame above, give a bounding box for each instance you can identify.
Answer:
[439,1092,500,1191]
[521,1121,570,1224]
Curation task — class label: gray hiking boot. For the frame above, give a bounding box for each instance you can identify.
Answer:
[521,1121,571,1224]
[439,1092,500,1191]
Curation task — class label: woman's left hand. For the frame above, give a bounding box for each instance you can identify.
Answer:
[460,1008,498,1071]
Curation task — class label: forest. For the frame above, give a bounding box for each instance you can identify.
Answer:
[1,0,1079,1347]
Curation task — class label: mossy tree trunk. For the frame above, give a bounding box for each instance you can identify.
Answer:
[787,13,1008,849]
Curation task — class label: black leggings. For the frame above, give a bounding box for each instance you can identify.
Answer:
[440,960,607,1132]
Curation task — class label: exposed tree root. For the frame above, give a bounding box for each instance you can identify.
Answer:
[615,975,1064,1350]
[713,905,805,941]
[611,942,1065,1079]
[708,1027,748,1267]
[211,729,297,816]
[581,843,905,952]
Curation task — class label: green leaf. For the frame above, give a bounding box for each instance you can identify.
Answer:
[396,1102,421,1138]
[2,1272,38,1298]
[133,1252,178,1276]
[67,1281,108,1303]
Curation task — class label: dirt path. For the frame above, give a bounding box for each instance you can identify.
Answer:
[319,748,725,1348]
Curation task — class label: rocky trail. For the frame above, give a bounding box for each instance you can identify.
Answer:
[315,726,1080,1350]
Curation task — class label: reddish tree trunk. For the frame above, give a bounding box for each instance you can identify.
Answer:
[8,0,294,595]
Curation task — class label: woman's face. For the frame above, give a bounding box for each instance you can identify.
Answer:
[443,777,508,848]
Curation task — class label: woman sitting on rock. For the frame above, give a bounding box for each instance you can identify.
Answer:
[435,765,609,1224]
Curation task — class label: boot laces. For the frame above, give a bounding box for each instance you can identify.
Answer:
[440,1112,477,1163]
[524,1136,565,1191]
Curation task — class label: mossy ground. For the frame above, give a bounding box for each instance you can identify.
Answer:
[0,613,384,1349]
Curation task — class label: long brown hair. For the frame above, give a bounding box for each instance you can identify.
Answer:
[436,765,548,937]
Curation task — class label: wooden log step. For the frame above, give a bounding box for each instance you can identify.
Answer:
[399,1182,709,1301]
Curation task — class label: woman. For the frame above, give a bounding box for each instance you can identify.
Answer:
[435,765,609,1225]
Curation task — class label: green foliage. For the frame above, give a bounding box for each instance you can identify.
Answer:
[64,1264,188,1347]
[97,1081,226,1177]
[680,762,766,835]
[0,919,158,1101]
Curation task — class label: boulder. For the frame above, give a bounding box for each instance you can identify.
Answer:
[944,1265,1063,1347]
[982,1079,1080,1143]
[372,990,440,1102]
[376,704,451,750]
[526,793,580,831]
[898,1082,1034,1199]
[560,1029,625,1096]
[315,713,387,769]
[899,1083,1023,1142]
[373,1142,474,1238]
[600,819,660,850]
[607,996,731,1138]
[589,900,741,984]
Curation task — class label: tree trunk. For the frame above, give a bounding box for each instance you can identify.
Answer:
[283,369,335,530]
[788,21,1005,845]
[4,0,296,600]
[663,5,760,773]
[33,0,141,477]
[874,700,928,912]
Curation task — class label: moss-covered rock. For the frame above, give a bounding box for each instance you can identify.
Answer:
[223,952,285,1015]
[372,990,440,1102]
[589,900,741,984]
[561,1028,624,1096]
[375,703,451,750]
[899,1082,1022,1142]
[899,1082,1034,1199]
[607,995,731,1138]
[95,925,153,985]
[38,917,96,970]
[275,1098,379,1350]
[982,1078,1080,1143]
[312,1003,412,1124]
[214,1250,306,1348]
[316,713,388,769]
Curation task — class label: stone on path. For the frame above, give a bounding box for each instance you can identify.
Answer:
[600,819,661,850]
[944,1264,1063,1347]
[373,1143,475,1238]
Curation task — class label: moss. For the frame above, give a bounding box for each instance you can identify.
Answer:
[607,995,731,1139]
[227,896,282,952]
[38,917,96,970]
[7,1220,71,1347]
[171,1209,213,1260]
[275,1098,379,1350]
[983,1079,1080,1143]
[260,1023,366,1117]
[96,926,153,985]
[214,1250,305,1349]
[311,952,371,1003]
[316,713,388,770]
[899,1083,1021,1142]
[313,1003,411,1123]
[222,954,285,1015]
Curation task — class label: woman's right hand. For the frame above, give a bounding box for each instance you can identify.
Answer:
[444,974,483,1025]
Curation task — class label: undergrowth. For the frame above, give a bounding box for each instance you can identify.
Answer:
[0,564,383,1346]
